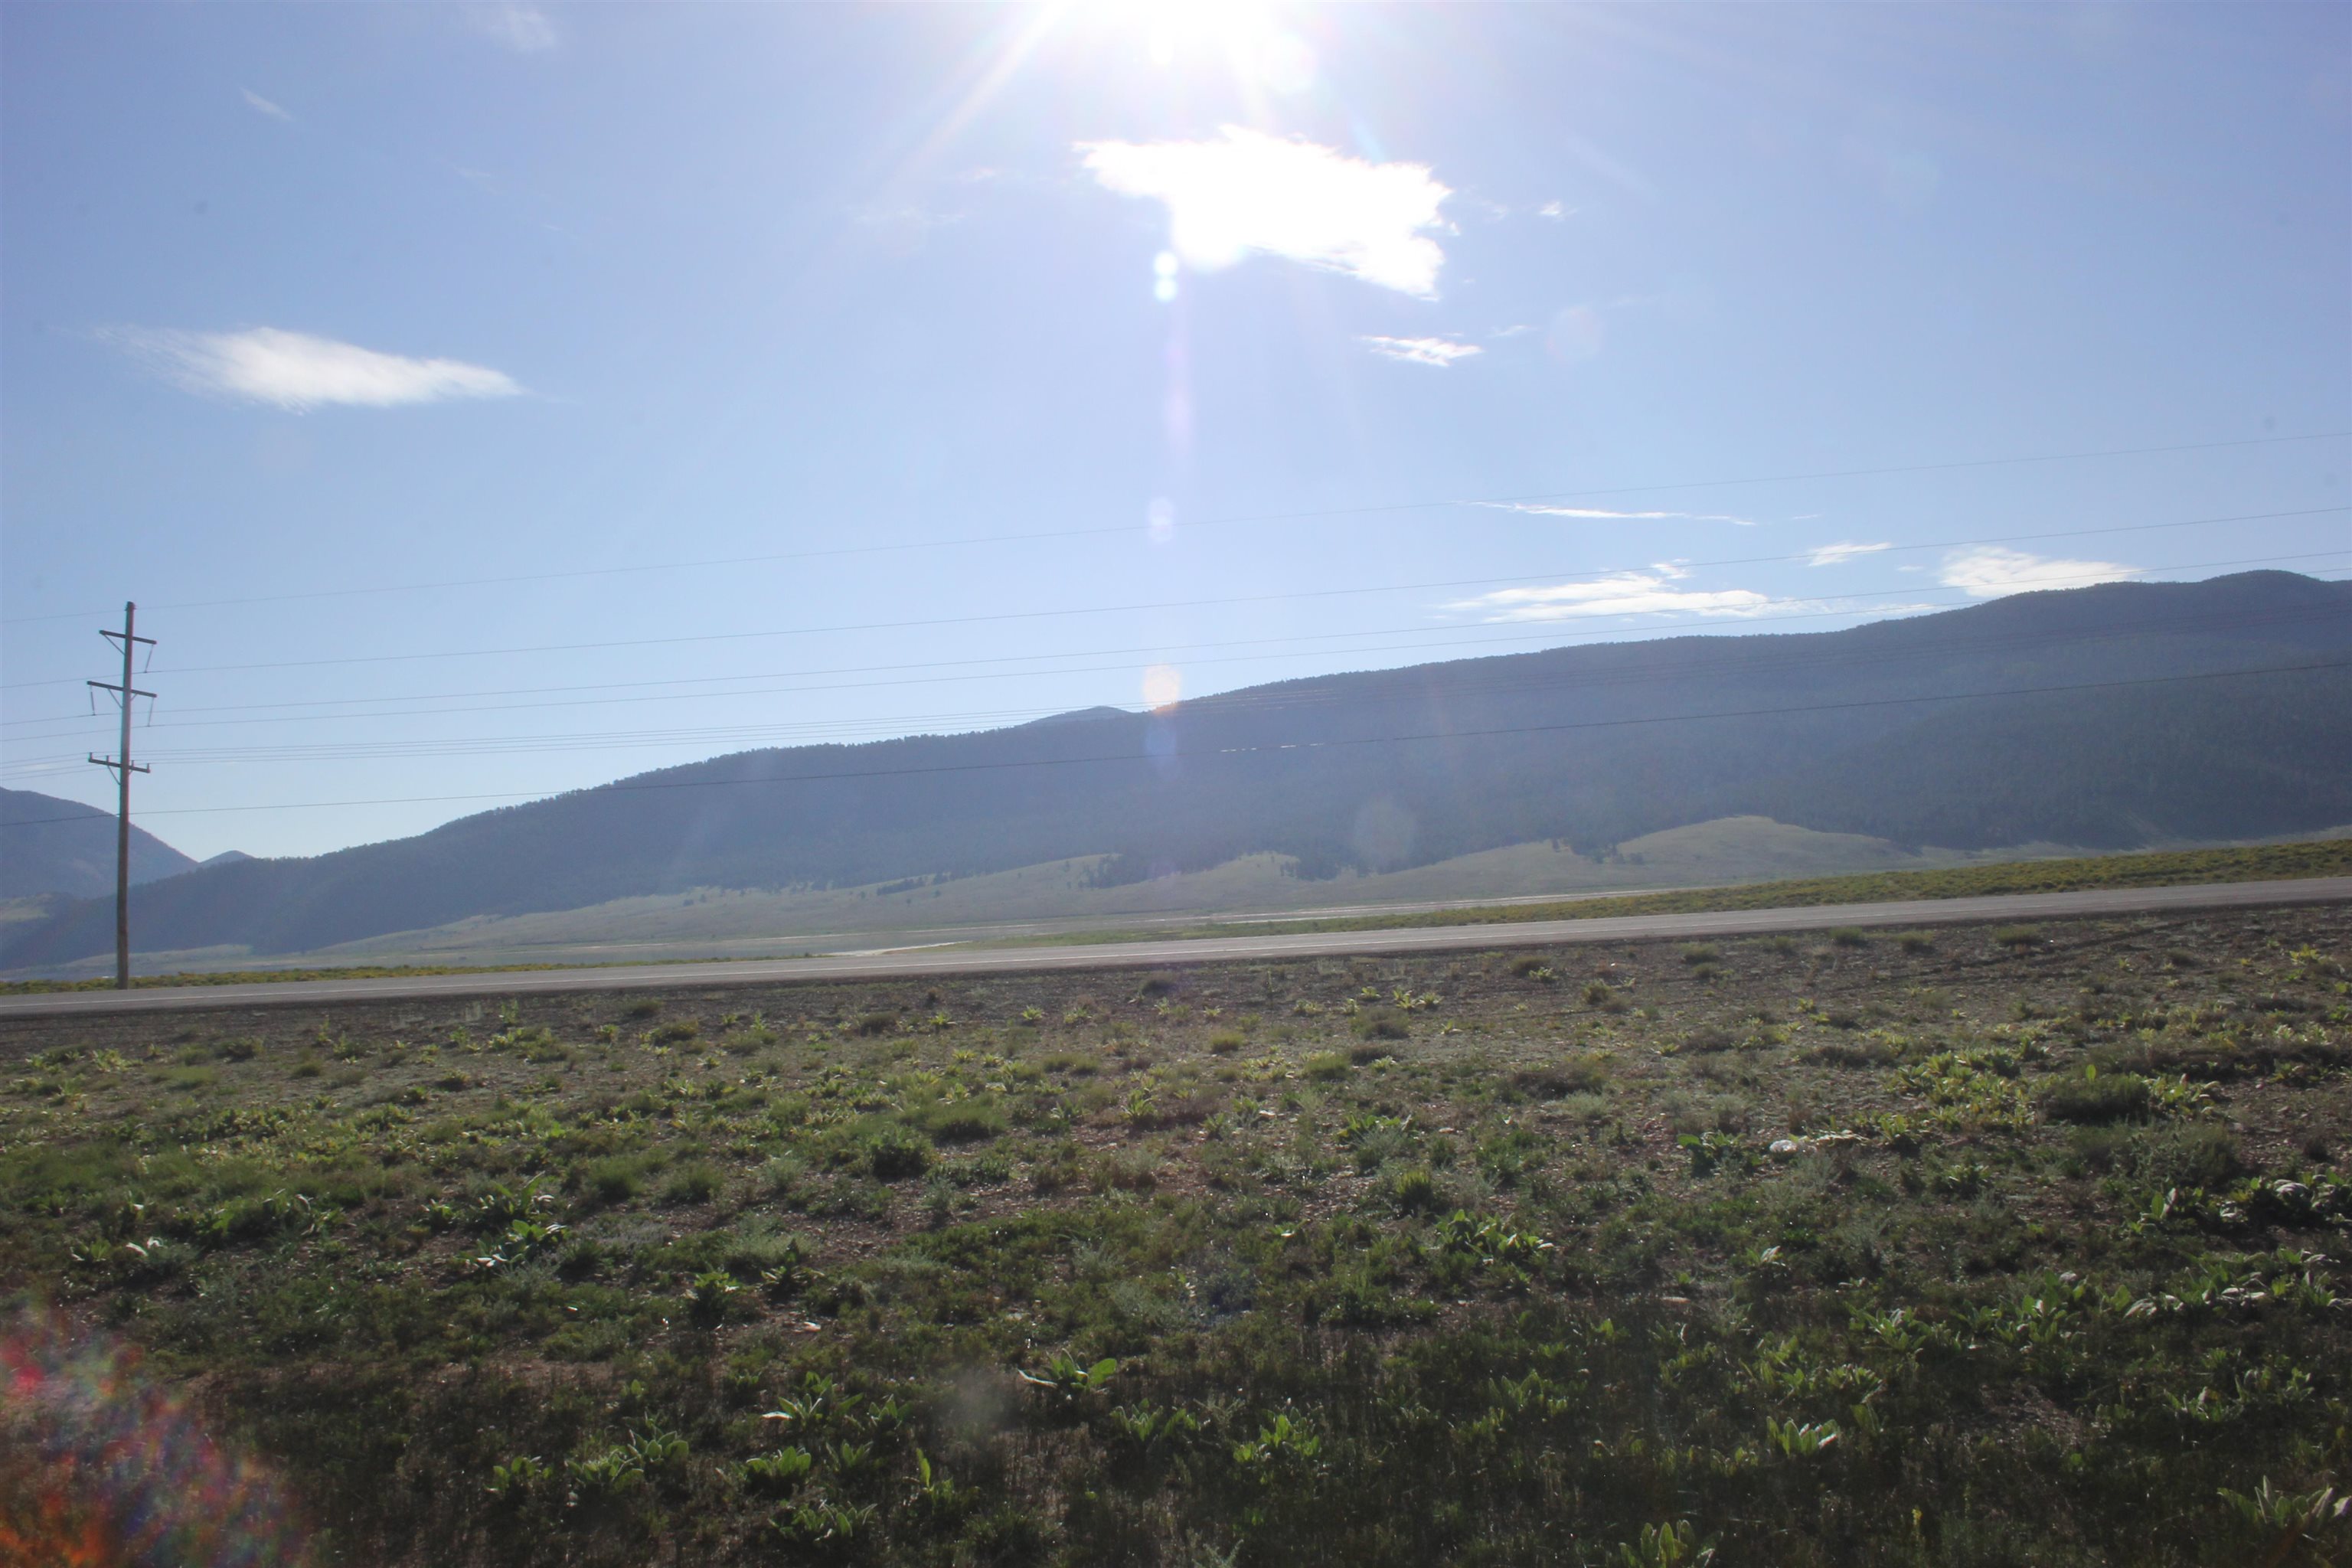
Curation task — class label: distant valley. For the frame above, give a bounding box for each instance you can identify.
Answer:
[4,570,2347,975]
[9,815,2099,976]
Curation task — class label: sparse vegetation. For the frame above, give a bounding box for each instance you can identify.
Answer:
[3,904,2348,1566]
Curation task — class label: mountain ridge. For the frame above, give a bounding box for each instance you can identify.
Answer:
[4,571,2346,968]
[0,788,202,900]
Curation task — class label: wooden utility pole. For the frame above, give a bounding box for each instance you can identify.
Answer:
[88,603,155,990]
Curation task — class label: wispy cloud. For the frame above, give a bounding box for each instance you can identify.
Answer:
[1447,567,1776,624]
[1481,501,1755,526]
[1079,127,1452,297]
[469,4,557,54]
[240,88,292,122]
[1805,541,1892,567]
[1939,547,2135,598]
[1361,335,1480,368]
[103,327,522,412]
[1537,200,1572,220]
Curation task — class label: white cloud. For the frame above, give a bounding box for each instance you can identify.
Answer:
[1079,127,1452,297]
[1805,541,1892,567]
[1537,200,1572,220]
[1939,547,2136,598]
[1447,569,1776,624]
[241,88,292,122]
[470,4,557,53]
[1361,335,1480,368]
[1482,501,1754,526]
[103,327,522,412]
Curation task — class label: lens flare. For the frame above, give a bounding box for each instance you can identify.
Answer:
[0,1312,313,1566]
[1142,664,1183,708]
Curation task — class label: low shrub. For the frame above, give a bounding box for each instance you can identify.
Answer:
[864,1125,933,1181]
[1512,1054,1610,1099]
[1802,1038,1904,1068]
[913,1101,1007,1145]
[2040,1070,2150,1124]
[1096,1147,1159,1192]
[2068,1122,2243,1188]
[1028,1139,1086,1194]
[1386,1165,1441,1214]
[662,1160,726,1204]
[582,1152,660,1205]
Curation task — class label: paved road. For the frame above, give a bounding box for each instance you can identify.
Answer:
[2,876,2345,1021]
[25,880,1710,977]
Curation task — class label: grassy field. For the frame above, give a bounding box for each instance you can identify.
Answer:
[3,904,2349,1566]
[1047,836,2352,946]
[6,815,2033,983]
[6,835,2347,998]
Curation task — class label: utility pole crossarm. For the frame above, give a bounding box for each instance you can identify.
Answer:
[89,602,155,991]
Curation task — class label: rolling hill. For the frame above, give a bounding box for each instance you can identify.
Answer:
[0,788,201,900]
[3,570,2346,970]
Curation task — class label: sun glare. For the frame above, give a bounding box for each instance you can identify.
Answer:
[1133,0,1316,94]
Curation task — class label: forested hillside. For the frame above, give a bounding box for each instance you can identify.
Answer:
[5,571,2346,966]
[0,788,200,900]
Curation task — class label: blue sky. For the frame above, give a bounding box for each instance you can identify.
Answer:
[3,2,2347,861]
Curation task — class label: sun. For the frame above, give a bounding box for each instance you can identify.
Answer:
[1132,0,1318,96]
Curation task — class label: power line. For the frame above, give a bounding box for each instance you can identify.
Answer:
[2,554,2344,775]
[5,588,2346,773]
[5,658,2344,829]
[11,563,2348,761]
[0,501,2324,723]
[3,544,2342,747]
[2,429,2342,630]
[85,604,156,991]
[5,554,2333,761]
[3,508,2341,694]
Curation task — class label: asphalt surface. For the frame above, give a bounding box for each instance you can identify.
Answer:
[4,875,2345,1021]
[20,879,1713,978]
